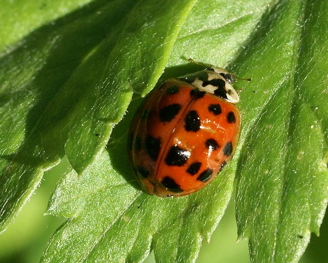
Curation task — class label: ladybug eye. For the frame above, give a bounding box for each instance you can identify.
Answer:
[224,74,235,84]
[219,73,235,84]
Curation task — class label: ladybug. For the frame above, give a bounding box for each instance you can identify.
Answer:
[129,64,246,197]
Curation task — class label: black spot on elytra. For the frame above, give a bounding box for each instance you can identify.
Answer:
[205,139,219,151]
[227,111,236,123]
[186,162,202,175]
[145,135,161,161]
[184,110,201,132]
[166,85,179,94]
[219,161,227,171]
[165,145,190,166]
[159,104,182,122]
[161,177,183,193]
[208,104,222,115]
[190,89,206,99]
[197,168,213,182]
[223,142,233,156]
[136,166,150,178]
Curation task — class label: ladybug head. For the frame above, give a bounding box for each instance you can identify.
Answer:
[201,67,240,104]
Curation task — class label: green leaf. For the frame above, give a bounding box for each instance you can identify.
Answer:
[0,0,95,52]
[42,0,269,262]
[0,0,197,234]
[1,0,328,262]
[235,0,328,262]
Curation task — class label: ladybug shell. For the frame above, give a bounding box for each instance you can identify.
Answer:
[129,78,240,197]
